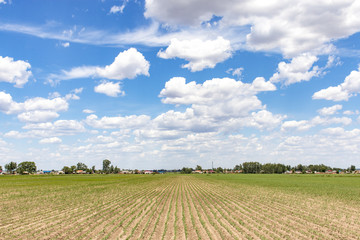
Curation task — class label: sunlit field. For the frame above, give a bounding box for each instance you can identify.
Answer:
[1,174,359,239]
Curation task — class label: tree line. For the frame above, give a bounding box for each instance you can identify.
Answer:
[181,162,357,174]
[0,160,357,175]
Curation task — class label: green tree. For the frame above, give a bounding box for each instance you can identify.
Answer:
[195,165,202,171]
[91,165,96,173]
[62,166,72,174]
[216,167,223,173]
[17,161,36,174]
[5,161,17,174]
[103,159,111,173]
[242,162,262,173]
[181,167,193,174]
[350,165,356,171]
[70,165,76,173]
[76,162,87,171]
[110,165,114,174]
[114,166,120,174]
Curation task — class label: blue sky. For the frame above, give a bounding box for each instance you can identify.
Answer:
[1,0,360,170]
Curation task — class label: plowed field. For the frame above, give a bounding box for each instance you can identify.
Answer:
[0,174,359,239]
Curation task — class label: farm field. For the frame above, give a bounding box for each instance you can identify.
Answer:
[0,174,359,239]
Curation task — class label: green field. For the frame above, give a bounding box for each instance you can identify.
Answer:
[1,174,359,239]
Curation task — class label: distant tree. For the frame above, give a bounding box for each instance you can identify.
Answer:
[233,164,242,171]
[0,165,2,171]
[110,165,114,174]
[242,162,262,174]
[216,167,223,173]
[114,166,120,174]
[350,165,356,172]
[5,161,17,174]
[62,166,72,174]
[181,167,193,174]
[91,165,96,173]
[103,159,111,173]
[76,162,87,171]
[195,165,202,171]
[17,161,36,174]
[70,165,76,173]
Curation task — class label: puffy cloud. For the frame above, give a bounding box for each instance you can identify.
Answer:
[39,137,62,144]
[311,116,352,126]
[281,120,312,132]
[145,0,360,57]
[0,0,6,4]
[49,48,150,83]
[110,5,125,14]
[156,77,282,132]
[160,77,275,119]
[17,111,60,123]
[270,54,321,86]
[0,89,81,123]
[157,37,232,71]
[61,42,70,48]
[318,105,342,116]
[83,109,95,114]
[85,114,151,129]
[94,81,124,97]
[0,56,32,87]
[313,66,360,101]
[227,67,243,77]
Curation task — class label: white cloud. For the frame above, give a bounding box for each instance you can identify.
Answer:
[145,0,360,57]
[0,56,32,87]
[39,137,62,144]
[160,77,275,116]
[94,81,124,97]
[0,0,6,4]
[270,54,321,86]
[49,48,150,83]
[281,120,312,132]
[110,5,125,14]
[313,66,360,101]
[157,77,280,132]
[83,109,95,114]
[157,37,232,71]
[318,105,342,116]
[227,67,243,77]
[85,114,151,129]
[311,116,352,126]
[17,111,60,123]
[0,90,81,123]
[61,42,70,48]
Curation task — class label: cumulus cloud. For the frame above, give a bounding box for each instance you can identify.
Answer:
[0,0,6,4]
[39,137,62,144]
[145,0,360,57]
[83,109,95,114]
[85,114,151,129]
[110,5,125,14]
[61,42,70,48]
[49,48,150,84]
[281,120,312,132]
[157,76,281,132]
[157,37,232,71]
[313,66,360,101]
[0,56,32,87]
[270,54,322,86]
[94,81,124,97]
[281,115,352,132]
[318,105,342,116]
[0,89,81,123]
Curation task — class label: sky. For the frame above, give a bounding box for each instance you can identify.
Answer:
[1,0,360,170]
